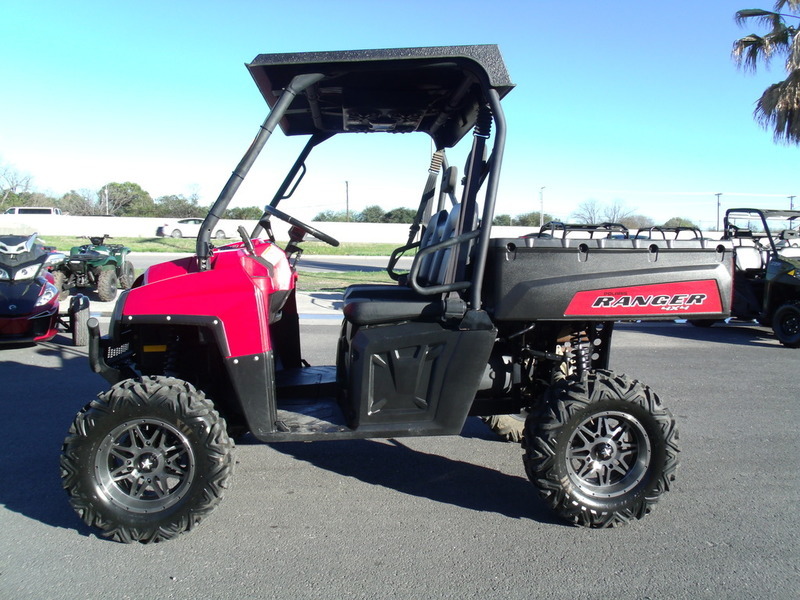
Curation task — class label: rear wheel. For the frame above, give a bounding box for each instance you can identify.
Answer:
[481,413,526,442]
[772,301,800,348]
[119,260,135,289]
[60,377,234,543]
[523,370,679,527]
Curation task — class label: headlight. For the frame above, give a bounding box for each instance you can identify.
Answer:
[14,265,40,280]
[45,252,67,267]
[35,282,59,306]
[0,267,9,280]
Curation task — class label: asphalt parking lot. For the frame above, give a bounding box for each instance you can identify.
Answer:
[0,311,797,599]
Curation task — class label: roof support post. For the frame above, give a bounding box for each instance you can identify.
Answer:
[197,72,325,269]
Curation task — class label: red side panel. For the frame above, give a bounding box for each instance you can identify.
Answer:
[123,241,293,358]
[564,280,723,318]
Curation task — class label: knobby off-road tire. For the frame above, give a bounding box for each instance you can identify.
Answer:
[71,304,89,347]
[522,370,679,527]
[50,270,69,301]
[772,301,800,348]
[60,377,234,543]
[481,413,526,442]
[96,269,119,302]
[119,260,135,289]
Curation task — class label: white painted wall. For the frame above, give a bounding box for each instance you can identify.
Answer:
[0,215,535,243]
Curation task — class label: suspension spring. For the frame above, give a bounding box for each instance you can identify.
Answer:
[474,105,492,139]
[570,330,592,374]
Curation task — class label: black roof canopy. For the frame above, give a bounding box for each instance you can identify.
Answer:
[727,208,800,221]
[246,45,514,148]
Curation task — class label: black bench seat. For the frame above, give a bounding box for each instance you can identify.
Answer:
[342,284,443,326]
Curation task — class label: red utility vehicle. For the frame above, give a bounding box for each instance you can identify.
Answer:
[61,46,734,543]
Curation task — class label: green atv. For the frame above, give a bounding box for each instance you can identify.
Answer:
[54,235,135,302]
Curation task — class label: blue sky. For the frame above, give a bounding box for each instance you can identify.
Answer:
[1,0,796,229]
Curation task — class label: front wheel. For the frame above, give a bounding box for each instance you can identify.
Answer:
[70,300,89,346]
[96,269,119,302]
[772,301,800,348]
[522,370,679,527]
[60,377,234,543]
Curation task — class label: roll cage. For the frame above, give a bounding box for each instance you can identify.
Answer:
[197,45,515,311]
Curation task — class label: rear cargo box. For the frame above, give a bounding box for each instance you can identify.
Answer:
[483,237,734,321]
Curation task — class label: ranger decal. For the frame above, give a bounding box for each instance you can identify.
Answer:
[565,280,723,316]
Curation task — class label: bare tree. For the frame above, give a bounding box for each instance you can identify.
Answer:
[60,189,99,215]
[0,164,33,205]
[602,199,636,223]
[571,199,603,224]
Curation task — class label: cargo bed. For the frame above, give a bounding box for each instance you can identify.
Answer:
[483,236,734,321]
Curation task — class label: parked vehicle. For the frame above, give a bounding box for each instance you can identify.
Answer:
[693,208,800,347]
[3,206,62,215]
[156,218,229,239]
[0,233,89,346]
[54,235,135,303]
[61,45,734,543]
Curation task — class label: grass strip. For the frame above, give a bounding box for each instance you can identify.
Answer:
[39,236,409,257]
[295,269,398,292]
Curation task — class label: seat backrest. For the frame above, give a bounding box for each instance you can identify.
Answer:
[427,203,462,285]
[417,209,449,284]
[735,246,763,271]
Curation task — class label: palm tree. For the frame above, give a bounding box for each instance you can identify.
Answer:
[732,0,800,144]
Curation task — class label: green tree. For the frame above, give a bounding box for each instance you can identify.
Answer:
[515,211,555,227]
[733,1,800,144]
[99,182,153,216]
[663,217,698,228]
[381,207,416,223]
[225,206,264,220]
[313,209,350,222]
[620,214,655,229]
[356,205,385,223]
[154,194,206,218]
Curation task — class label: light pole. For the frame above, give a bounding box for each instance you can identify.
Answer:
[715,192,722,231]
[789,195,796,210]
[539,186,545,227]
[345,180,350,222]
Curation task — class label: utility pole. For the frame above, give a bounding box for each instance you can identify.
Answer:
[539,186,545,227]
[789,195,796,210]
[345,180,350,222]
[715,193,722,231]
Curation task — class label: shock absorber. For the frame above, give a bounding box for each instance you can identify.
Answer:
[163,328,181,377]
[474,104,492,139]
[570,330,592,375]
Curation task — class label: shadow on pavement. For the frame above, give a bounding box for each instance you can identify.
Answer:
[0,338,98,538]
[619,320,779,348]
[265,424,562,526]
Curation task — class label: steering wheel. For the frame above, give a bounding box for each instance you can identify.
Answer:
[259,205,339,247]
